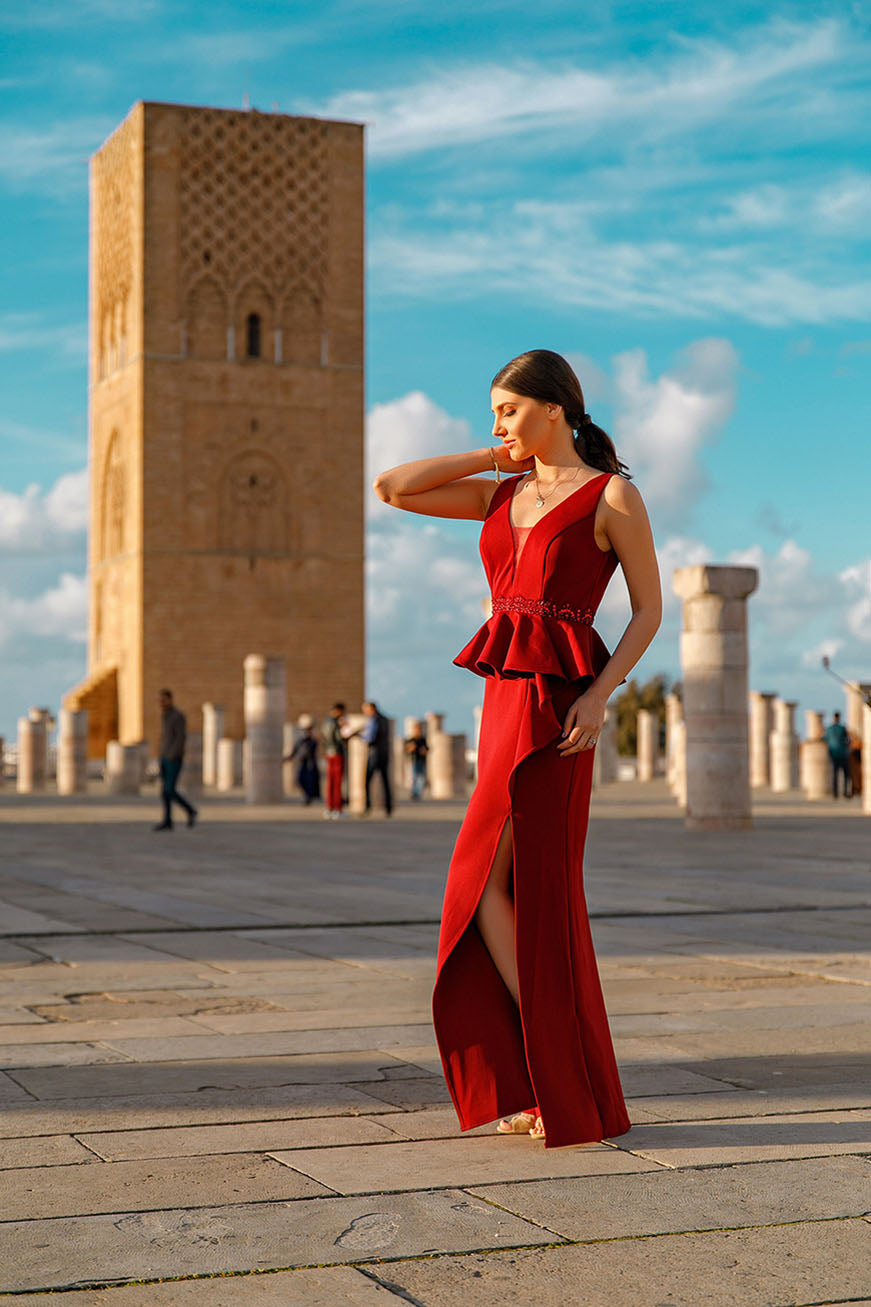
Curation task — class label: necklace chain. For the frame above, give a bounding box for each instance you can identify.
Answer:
[531,464,581,509]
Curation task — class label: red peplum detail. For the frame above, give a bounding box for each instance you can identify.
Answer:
[453,605,611,696]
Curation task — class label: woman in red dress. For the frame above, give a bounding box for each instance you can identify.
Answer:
[374,350,661,1148]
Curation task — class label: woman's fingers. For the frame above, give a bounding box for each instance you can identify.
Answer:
[557,721,601,755]
[560,692,605,756]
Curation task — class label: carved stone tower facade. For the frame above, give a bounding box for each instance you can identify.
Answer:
[66,102,364,756]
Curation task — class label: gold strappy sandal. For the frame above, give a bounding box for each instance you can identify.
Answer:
[529,1115,546,1140]
[496,1110,537,1135]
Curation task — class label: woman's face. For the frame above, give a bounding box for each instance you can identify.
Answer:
[491,387,555,460]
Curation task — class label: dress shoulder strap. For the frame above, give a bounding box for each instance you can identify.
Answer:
[485,473,523,520]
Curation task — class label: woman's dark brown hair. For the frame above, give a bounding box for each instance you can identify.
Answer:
[491,349,630,478]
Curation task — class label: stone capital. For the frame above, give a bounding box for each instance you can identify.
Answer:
[672,564,758,602]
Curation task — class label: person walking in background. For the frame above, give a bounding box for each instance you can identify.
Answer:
[285,716,321,806]
[405,719,428,799]
[154,689,197,831]
[825,711,851,798]
[322,702,347,819]
[361,700,392,816]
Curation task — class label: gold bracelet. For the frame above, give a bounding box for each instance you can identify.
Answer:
[489,447,501,482]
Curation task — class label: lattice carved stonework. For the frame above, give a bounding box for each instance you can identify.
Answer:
[178,110,329,318]
[93,120,135,363]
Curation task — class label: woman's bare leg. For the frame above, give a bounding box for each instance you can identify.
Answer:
[475,819,518,1004]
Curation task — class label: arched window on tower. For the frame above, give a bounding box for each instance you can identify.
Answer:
[246,313,262,359]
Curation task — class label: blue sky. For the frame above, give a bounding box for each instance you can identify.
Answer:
[1,1,870,743]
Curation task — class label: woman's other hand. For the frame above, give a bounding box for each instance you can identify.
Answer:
[557,686,606,756]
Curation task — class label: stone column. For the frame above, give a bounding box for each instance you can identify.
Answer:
[202,703,225,787]
[392,720,414,801]
[282,722,296,797]
[105,740,142,795]
[801,710,829,800]
[863,703,871,816]
[846,682,871,738]
[749,691,776,788]
[596,706,618,786]
[345,712,368,814]
[664,692,682,789]
[636,708,658,782]
[672,719,687,808]
[450,734,468,796]
[426,712,454,799]
[184,731,203,801]
[243,655,286,804]
[673,564,758,830]
[472,704,483,782]
[16,710,49,794]
[57,708,88,795]
[216,738,243,791]
[769,699,799,793]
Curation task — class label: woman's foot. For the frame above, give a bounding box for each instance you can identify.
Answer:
[529,1115,545,1140]
[496,1109,537,1135]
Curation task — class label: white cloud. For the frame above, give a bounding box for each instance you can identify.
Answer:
[0,119,113,193]
[366,391,479,521]
[840,560,871,643]
[0,314,86,359]
[612,339,739,527]
[44,469,89,533]
[320,19,847,159]
[0,469,88,552]
[369,218,871,327]
[0,573,88,648]
[728,539,835,638]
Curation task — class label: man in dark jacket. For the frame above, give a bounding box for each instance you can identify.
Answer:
[155,689,197,830]
[361,699,392,817]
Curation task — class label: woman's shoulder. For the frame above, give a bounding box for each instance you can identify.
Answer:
[602,472,645,513]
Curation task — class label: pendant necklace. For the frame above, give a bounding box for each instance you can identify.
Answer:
[533,464,581,509]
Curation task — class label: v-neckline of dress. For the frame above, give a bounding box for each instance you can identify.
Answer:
[507,470,611,536]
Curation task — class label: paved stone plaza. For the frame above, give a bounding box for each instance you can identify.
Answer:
[0,781,868,1304]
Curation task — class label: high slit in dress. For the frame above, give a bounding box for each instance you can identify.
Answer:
[432,471,632,1149]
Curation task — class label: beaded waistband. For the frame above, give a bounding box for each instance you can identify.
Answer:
[491,595,594,625]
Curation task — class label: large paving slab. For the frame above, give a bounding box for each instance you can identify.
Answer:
[0,782,869,1299]
[0,1084,386,1138]
[367,1218,871,1306]
[609,1107,871,1167]
[2,1153,333,1221]
[467,1154,871,1238]
[8,1267,398,1305]
[269,1134,664,1193]
[79,1113,403,1160]
[5,1050,425,1098]
[0,1190,556,1293]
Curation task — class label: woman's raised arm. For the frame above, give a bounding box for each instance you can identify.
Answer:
[373,446,523,521]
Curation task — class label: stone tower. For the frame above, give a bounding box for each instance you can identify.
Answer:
[65,102,364,756]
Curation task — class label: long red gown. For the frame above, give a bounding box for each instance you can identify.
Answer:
[432,471,632,1149]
